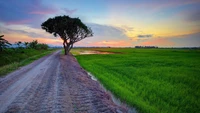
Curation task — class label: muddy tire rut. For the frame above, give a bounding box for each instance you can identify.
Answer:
[0,50,128,113]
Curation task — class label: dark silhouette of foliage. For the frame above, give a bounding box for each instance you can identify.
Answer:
[0,35,11,52]
[36,43,49,50]
[26,40,49,50]
[41,15,93,55]
[29,40,38,49]
[24,42,29,48]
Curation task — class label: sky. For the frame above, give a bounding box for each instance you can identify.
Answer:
[0,0,200,47]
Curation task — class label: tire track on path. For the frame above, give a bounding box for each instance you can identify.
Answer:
[0,50,128,113]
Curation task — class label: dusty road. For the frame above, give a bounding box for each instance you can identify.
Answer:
[0,50,127,113]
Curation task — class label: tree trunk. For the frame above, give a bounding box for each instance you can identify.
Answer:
[63,41,67,55]
[63,40,73,55]
[64,47,67,55]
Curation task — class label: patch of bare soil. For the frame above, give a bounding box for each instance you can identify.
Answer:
[0,50,128,113]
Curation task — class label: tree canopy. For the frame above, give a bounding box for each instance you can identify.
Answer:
[41,15,93,55]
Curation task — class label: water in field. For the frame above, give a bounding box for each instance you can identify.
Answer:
[79,50,114,55]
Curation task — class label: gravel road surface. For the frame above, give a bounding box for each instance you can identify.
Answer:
[0,50,127,113]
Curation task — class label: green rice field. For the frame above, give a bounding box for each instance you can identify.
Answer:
[72,48,200,113]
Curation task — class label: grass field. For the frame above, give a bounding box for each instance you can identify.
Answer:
[0,48,57,76]
[72,48,200,113]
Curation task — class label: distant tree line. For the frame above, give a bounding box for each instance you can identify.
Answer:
[0,35,49,52]
[135,46,158,48]
[15,40,49,50]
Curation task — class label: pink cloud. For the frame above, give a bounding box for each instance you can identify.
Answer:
[6,19,33,25]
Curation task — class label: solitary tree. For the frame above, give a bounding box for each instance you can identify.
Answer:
[0,35,11,52]
[41,15,93,55]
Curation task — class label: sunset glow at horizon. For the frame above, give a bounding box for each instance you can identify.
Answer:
[0,0,200,47]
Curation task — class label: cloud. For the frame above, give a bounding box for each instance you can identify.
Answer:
[29,10,57,15]
[87,23,128,41]
[88,40,132,47]
[0,23,62,46]
[185,9,200,22]
[136,32,200,47]
[5,19,33,25]
[120,25,134,32]
[129,0,200,12]
[138,38,175,47]
[0,24,55,41]
[169,32,200,47]
[63,8,77,15]
[111,0,200,20]
[88,24,153,42]
[137,34,153,38]
[3,28,41,38]
[5,34,62,46]
[0,0,58,25]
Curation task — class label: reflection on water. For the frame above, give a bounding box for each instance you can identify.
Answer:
[79,50,114,55]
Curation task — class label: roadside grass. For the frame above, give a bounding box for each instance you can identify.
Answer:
[0,48,57,76]
[73,48,200,113]
[61,49,65,55]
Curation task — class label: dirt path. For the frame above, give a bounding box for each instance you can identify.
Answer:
[0,50,127,113]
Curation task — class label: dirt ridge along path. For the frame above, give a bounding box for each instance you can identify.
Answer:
[0,50,127,113]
